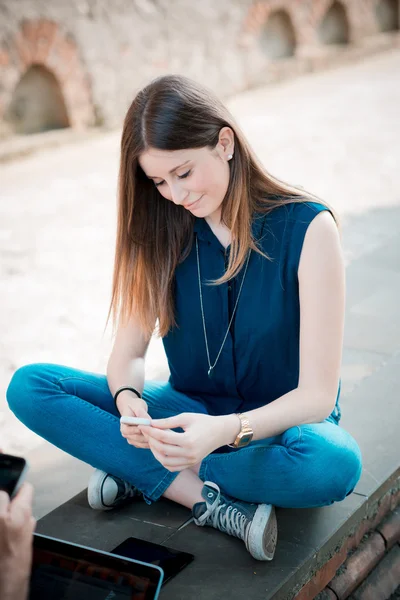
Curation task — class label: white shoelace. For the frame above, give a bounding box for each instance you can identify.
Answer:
[208,503,249,540]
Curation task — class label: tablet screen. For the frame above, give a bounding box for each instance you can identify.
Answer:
[30,533,163,600]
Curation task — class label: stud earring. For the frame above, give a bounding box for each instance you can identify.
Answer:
[228,154,233,160]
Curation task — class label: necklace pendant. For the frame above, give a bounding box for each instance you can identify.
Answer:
[208,366,214,379]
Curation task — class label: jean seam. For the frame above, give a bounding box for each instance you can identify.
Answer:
[199,461,208,482]
[57,376,108,392]
[55,380,118,424]
[201,440,302,470]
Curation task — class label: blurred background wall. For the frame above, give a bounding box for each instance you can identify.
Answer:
[0,0,399,139]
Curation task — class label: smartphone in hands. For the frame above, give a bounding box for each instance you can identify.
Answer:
[0,453,29,499]
[120,416,152,426]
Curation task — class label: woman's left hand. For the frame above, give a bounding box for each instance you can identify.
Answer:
[139,413,234,472]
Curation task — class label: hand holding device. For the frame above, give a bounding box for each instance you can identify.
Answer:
[0,455,36,600]
[0,453,28,499]
[120,416,152,426]
[118,396,152,449]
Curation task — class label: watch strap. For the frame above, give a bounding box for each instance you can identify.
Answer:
[227,413,253,448]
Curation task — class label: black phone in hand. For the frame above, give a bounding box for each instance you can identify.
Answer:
[0,453,28,498]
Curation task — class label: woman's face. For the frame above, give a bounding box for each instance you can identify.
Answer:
[138,127,235,224]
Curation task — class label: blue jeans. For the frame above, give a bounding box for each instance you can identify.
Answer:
[6,363,363,508]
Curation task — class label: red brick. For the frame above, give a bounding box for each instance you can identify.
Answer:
[21,20,38,44]
[329,532,386,599]
[313,590,337,600]
[376,507,400,550]
[294,544,349,599]
[242,2,269,35]
[347,489,399,550]
[47,36,80,81]
[38,19,59,41]
[14,31,33,67]
[32,20,59,63]
[299,495,400,598]
[0,48,9,66]
[350,543,400,600]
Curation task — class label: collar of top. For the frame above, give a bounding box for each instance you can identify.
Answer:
[193,212,266,246]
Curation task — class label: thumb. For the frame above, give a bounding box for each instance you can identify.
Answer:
[134,405,151,440]
[151,413,188,430]
[134,405,150,419]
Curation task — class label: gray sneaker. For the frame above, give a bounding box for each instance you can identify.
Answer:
[87,469,142,510]
[192,481,277,561]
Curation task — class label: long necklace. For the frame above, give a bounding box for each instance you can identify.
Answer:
[195,234,251,379]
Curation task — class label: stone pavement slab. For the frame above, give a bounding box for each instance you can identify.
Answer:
[342,312,400,355]
[340,350,400,498]
[340,347,387,398]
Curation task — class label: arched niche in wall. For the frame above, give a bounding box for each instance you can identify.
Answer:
[376,0,399,32]
[5,64,70,135]
[0,19,94,136]
[259,9,296,59]
[318,1,350,45]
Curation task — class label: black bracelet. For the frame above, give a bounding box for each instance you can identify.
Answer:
[113,386,142,415]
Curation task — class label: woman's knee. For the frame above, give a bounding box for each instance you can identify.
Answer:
[6,363,48,419]
[335,434,363,499]
[300,423,363,503]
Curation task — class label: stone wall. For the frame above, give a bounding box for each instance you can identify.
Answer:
[0,0,399,137]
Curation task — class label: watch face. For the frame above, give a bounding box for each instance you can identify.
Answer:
[238,433,253,446]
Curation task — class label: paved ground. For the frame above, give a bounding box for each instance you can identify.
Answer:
[1,48,399,516]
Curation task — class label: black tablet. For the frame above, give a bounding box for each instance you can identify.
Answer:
[31,532,164,599]
[111,536,194,586]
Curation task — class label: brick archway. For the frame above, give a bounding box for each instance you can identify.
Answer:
[239,1,301,49]
[0,19,94,134]
[259,9,297,58]
[317,1,350,45]
[5,64,70,134]
[375,0,400,31]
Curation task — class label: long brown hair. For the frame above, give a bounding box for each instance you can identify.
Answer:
[104,74,339,340]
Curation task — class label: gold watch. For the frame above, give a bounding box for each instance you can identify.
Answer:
[227,413,254,448]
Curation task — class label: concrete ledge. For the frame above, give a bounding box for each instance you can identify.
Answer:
[35,470,399,599]
[296,485,400,599]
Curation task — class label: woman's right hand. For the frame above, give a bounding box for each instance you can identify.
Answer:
[117,393,151,449]
[0,482,36,600]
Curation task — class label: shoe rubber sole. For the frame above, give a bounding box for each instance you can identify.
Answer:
[246,504,278,561]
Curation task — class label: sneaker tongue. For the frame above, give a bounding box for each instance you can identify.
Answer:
[192,501,207,520]
[201,484,219,504]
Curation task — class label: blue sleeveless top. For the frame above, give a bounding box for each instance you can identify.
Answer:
[162,200,342,425]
